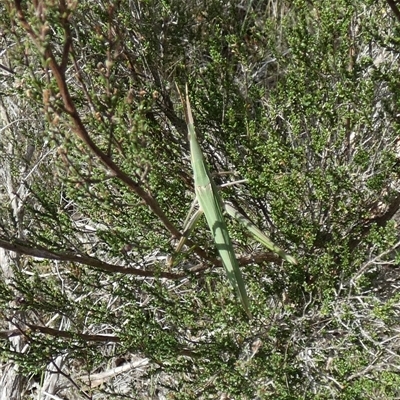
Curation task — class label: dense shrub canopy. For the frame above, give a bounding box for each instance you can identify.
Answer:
[1,0,400,398]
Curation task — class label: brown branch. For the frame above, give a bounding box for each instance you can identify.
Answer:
[1,324,198,361]
[13,1,39,41]
[0,236,284,279]
[386,0,400,24]
[349,193,400,252]
[0,323,120,343]
[0,63,15,75]
[0,238,184,280]
[373,193,400,227]
[60,17,72,73]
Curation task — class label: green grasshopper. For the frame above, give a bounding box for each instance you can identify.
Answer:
[176,85,296,318]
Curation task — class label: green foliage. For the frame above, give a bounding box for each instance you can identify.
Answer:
[1,0,400,398]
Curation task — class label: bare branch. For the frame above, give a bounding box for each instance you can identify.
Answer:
[386,0,400,23]
[0,323,119,343]
[0,238,184,280]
